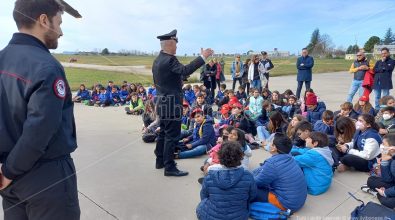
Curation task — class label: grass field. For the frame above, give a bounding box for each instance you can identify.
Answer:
[59,54,360,91]
[56,54,355,77]
[65,67,153,90]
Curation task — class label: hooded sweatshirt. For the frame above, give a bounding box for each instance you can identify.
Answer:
[197,167,257,220]
[294,147,334,195]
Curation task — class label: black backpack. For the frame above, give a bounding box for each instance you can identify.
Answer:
[142,133,157,143]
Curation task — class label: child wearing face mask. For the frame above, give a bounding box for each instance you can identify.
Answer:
[378,106,395,136]
[336,114,382,172]
[362,133,395,209]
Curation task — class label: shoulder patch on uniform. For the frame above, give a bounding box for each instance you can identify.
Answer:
[53,78,66,99]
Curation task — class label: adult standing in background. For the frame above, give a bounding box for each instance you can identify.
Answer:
[219,57,226,80]
[248,54,266,93]
[260,51,274,89]
[0,0,82,219]
[296,48,314,99]
[347,52,374,103]
[203,59,217,99]
[214,58,222,90]
[231,55,244,91]
[242,58,252,93]
[153,29,213,177]
[373,47,395,109]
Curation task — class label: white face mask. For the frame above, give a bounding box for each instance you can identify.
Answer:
[355,121,365,130]
[383,113,392,121]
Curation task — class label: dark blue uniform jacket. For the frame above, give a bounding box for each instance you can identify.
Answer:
[0,33,77,180]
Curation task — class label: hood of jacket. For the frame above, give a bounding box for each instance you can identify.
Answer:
[312,147,334,166]
[213,167,245,190]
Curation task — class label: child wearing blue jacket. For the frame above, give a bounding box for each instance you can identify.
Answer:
[178,109,216,159]
[197,141,257,220]
[253,133,307,212]
[72,84,91,103]
[184,84,196,106]
[364,133,395,209]
[97,87,110,107]
[110,86,121,106]
[305,92,326,124]
[119,85,129,105]
[295,132,334,195]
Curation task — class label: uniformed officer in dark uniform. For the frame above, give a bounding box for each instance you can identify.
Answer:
[0,1,81,219]
[153,30,213,176]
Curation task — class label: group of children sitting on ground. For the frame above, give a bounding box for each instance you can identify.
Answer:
[72,81,156,115]
[139,82,395,219]
[74,80,395,218]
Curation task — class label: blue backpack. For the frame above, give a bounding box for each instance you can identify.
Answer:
[250,202,291,220]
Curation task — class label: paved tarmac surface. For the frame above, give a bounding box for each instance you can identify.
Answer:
[1,71,394,220]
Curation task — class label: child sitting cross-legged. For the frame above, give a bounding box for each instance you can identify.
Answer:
[196,141,257,220]
[252,133,307,213]
[125,92,144,115]
[177,108,216,159]
[294,132,334,195]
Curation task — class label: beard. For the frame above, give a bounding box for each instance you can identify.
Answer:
[44,24,59,49]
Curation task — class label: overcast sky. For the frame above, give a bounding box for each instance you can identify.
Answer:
[1,0,394,55]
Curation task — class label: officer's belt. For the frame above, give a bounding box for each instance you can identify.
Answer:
[0,154,71,164]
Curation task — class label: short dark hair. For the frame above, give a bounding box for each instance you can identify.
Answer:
[309,132,329,148]
[273,133,293,154]
[108,81,114,83]
[322,110,334,121]
[382,47,390,53]
[261,51,267,55]
[302,48,308,51]
[196,93,204,98]
[130,92,138,97]
[13,0,65,29]
[295,120,313,132]
[218,141,243,168]
[220,84,226,89]
[382,106,395,114]
[184,84,192,90]
[383,133,395,146]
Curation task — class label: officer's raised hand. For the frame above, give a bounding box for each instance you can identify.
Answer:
[201,48,214,59]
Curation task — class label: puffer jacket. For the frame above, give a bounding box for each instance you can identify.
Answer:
[295,147,334,195]
[252,154,307,212]
[189,116,217,150]
[197,167,257,220]
[307,102,326,124]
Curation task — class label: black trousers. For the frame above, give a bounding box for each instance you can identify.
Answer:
[242,82,250,94]
[296,81,311,99]
[264,73,270,89]
[232,78,243,91]
[340,154,370,172]
[367,176,395,209]
[0,157,80,220]
[155,118,181,171]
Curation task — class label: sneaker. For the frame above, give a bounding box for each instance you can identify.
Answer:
[198,177,204,184]
[361,185,377,197]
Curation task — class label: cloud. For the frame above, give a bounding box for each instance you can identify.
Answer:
[1,0,395,55]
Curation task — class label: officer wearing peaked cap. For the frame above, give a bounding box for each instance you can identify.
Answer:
[153,30,214,177]
[0,0,81,219]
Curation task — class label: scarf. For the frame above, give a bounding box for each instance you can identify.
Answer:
[199,119,207,138]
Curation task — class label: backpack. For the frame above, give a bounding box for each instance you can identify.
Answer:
[349,192,395,220]
[142,133,157,143]
[250,202,291,220]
